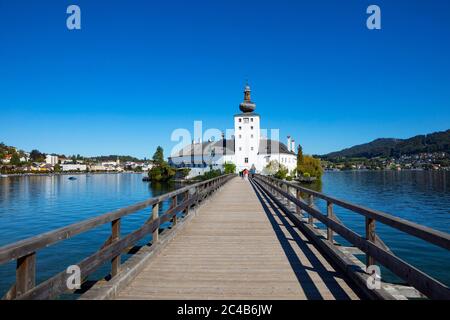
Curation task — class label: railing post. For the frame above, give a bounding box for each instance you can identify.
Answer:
[184,190,190,216]
[283,184,289,206]
[196,185,201,206]
[171,195,178,226]
[365,217,376,267]
[308,194,314,225]
[111,218,121,277]
[296,189,302,215]
[16,252,36,297]
[327,201,334,243]
[152,203,159,244]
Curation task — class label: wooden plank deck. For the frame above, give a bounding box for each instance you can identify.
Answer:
[116,177,361,300]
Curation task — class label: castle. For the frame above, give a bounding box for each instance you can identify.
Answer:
[169,84,298,176]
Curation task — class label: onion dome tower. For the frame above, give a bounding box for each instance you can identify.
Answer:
[239,83,256,113]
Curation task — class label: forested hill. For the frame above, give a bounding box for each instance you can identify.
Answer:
[323,129,450,159]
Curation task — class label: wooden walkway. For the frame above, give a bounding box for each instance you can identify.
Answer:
[116,178,361,300]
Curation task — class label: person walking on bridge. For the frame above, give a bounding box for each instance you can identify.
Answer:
[243,169,249,181]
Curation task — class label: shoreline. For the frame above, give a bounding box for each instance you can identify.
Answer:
[0,171,145,178]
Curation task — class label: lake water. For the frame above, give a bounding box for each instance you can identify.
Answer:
[0,171,449,297]
[314,170,450,287]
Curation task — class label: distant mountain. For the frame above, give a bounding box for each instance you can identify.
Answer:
[323,129,450,159]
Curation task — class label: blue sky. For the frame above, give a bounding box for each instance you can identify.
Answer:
[1,0,449,159]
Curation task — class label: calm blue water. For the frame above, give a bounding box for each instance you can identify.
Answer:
[0,171,449,297]
[0,173,177,297]
[315,170,450,287]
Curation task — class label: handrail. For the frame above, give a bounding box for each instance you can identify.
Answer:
[252,174,450,300]
[0,173,235,299]
[254,175,450,251]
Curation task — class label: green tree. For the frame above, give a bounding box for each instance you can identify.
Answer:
[297,145,304,168]
[198,169,222,181]
[274,164,288,180]
[10,152,21,166]
[297,155,323,179]
[223,162,236,174]
[178,168,191,178]
[30,149,44,162]
[152,146,164,164]
[54,164,62,172]
[148,146,175,182]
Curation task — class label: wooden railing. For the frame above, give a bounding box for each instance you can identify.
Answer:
[252,174,450,300]
[0,174,235,300]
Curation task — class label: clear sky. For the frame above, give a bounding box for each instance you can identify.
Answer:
[1,0,449,159]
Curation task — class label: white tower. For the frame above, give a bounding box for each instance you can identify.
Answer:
[234,84,260,172]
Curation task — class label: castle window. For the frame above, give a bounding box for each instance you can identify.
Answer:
[251,126,253,130]
[251,147,254,151]
[239,147,242,151]
[239,126,242,130]
[251,118,254,122]
[239,135,242,138]
[251,134,254,138]
[244,118,249,123]
[245,158,248,163]
[238,118,242,122]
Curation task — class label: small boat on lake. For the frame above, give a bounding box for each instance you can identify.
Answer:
[68,177,77,180]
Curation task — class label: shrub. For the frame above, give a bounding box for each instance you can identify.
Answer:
[223,162,236,174]
[274,165,288,180]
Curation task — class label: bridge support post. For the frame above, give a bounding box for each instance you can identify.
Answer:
[327,201,334,243]
[16,252,36,297]
[111,218,121,277]
[172,195,178,226]
[152,203,159,244]
[296,189,302,216]
[365,217,376,268]
[283,184,289,206]
[184,190,189,216]
[308,195,314,225]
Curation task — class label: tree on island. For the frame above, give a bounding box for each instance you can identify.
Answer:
[152,146,164,164]
[296,145,323,179]
[297,145,304,165]
[148,146,175,182]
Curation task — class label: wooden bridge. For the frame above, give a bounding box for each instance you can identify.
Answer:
[1,174,449,300]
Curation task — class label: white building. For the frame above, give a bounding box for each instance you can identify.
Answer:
[169,84,297,175]
[61,164,87,171]
[45,155,59,165]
